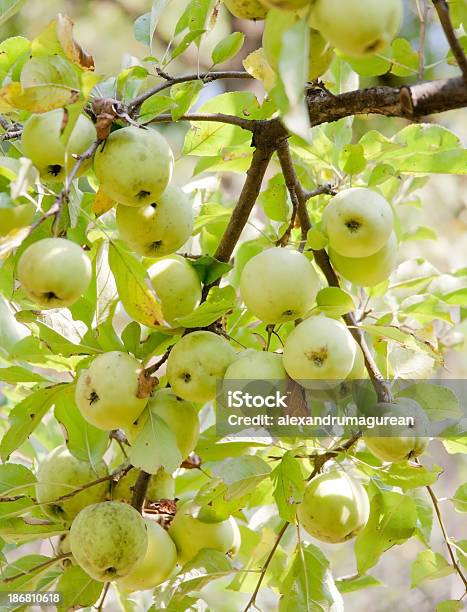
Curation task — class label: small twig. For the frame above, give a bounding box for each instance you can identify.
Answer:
[109,429,130,446]
[53,464,131,503]
[131,470,151,513]
[1,129,22,141]
[308,432,362,479]
[144,112,254,131]
[144,348,172,377]
[96,582,110,611]
[128,70,252,114]
[417,1,430,81]
[0,114,12,131]
[303,184,337,201]
[425,480,467,589]
[432,0,467,82]
[243,522,289,612]
[2,554,71,583]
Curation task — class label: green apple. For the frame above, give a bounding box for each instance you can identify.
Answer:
[363,398,429,463]
[297,470,370,543]
[117,519,177,592]
[167,331,236,403]
[263,10,333,81]
[0,194,35,237]
[223,0,268,20]
[329,232,397,287]
[240,247,320,323]
[149,255,201,326]
[128,388,200,459]
[75,351,148,431]
[21,109,96,182]
[94,126,173,207]
[310,0,403,57]
[260,0,309,9]
[282,316,356,387]
[322,188,394,257]
[168,503,241,565]
[35,445,108,523]
[16,238,92,309]
[224,349,286,380]
[116,185,193,257]
[70,501,148,581]
[113,467,175,504]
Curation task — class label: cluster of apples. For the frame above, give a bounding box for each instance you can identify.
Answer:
[224,0,403,81]
[15,109,200,325]
[35,444,240,589]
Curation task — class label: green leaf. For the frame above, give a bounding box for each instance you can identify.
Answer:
[133,12,151,45]
[166,549,233,600]
[108,242,164,327]
[0,366,47,383]
[20,55,80,89]
[452,483,467,513]
[441,287,467,306]
[150,0,170,49]
[0,463,35,497]
[221,455,271,500]
[339,143,366,175]
[57,565,103,611]
[403,226,437,242]
[360,324,442,363]
[341,52,391,77]
[195,478,247,522]
[336,574,383,594]
[272,451,305,522]
[379,463,442,490]
[170,80,202,121]
[305,228,328,250]
[0,554,57,591]
[0,384,67,461]
[129,411,182,474]
[139,94,176,123]
[390,38,418,77]
[315,287,355,316]
[0,0,27,27]
[411,550,455,587]
[121,321,142,357]
[183,91,257,156]
[0,519,66,544]
[212,32,245,65]
[258,176,291,222]
[355,489,417,573]
[280,541,343,611]
[188,255,232,285]
[171,29,205,60]
[54,384,108,463]
[397,383,462,420]
[174,299,234,328]
[0,36,31,82]
[436,602,464,612]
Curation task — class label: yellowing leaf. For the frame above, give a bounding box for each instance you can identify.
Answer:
[108,242,164,327]
[0,81,79,113]
[243,48,276,92]
[92,188,114,217]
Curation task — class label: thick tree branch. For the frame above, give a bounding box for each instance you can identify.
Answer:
[128,70,253,114]
[432,0,467,82]
[213,144,274,264]
[306,77,467,126]
[131,470,151,513]
[276,140,392,404]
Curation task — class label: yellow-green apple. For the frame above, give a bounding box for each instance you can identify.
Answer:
[310,0,403,57]
[117,519,177,592]
[363,398,429,462]
[69,501,148,581]
[297,470,370,543]
[116,185,193,257]
[94,126,173,207]
[167,331,236,403]
[149,255,201,326]
[322,187,394,257]
[240,247,320,323]
[224,349,286,380]
[329,232,397,287]
[16,237,91,309]
[224,0,268,20]
[35,445,108,523]
[168,502,241,565]
[75,351,148,431]
[282,316,356,387]
[260,0,309,8]
[21,109,96,182]
[0,195,35,237]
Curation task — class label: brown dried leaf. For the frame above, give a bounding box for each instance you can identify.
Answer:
[137,370,158,399]
[92,188,114,217]
[56,14,94,71]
